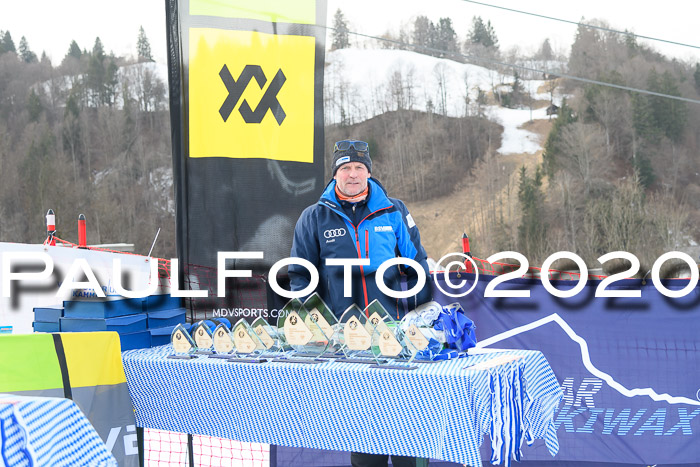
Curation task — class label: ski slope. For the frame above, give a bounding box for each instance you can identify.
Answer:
[325,48,554,154]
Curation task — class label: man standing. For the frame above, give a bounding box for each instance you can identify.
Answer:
[289,139,431,466]
[290,139,432,318]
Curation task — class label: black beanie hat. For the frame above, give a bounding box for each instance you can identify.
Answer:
[332,143,372,176]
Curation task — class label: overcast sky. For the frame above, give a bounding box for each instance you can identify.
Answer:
[2,0,699,65]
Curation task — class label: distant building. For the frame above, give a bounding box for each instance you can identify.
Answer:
[546,103,559,116]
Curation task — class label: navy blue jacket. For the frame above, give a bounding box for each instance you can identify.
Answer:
[289,178,432,319]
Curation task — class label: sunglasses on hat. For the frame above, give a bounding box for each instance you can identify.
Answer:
[333,140,368,153]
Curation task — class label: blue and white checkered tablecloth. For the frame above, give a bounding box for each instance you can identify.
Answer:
[122,347,562,467]
[0,394,117,467]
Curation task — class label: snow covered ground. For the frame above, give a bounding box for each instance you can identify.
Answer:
[487,106,548,154]
[325,48,555,155]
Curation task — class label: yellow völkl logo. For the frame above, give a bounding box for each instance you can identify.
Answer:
[189,28,315,162]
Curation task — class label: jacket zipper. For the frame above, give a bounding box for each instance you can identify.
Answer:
[365,229,369,258]
[351,206,391,314]
[354,228,370,313]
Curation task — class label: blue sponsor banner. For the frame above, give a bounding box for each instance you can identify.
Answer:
[432,272,700,465]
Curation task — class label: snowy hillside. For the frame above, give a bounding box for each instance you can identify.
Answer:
[325,48,557,155]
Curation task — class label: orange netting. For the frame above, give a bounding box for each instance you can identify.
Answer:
[46,236,269,323]
[48,235,610,285]
[467,256,609,281]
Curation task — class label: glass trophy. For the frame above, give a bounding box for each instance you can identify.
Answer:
[400,301,446,362]
[251,316,284,354]
[228,319,267,363]
[209,322,235,359]
[370,316,419,370]
[192,320,214,354]
[364,300,396,336]
[398,311,433,361]
[168,323,197,359]
[273,298,323,364]
[337,304,376,363]
[276,298,304,347]
[404,320,431,352]
[300,293,341,358]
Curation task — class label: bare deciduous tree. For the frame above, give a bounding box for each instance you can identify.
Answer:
[558,121,608,196]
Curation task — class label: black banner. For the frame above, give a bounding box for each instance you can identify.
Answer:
[166,0,326,320]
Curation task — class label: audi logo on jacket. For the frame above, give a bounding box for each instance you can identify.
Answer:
[289,178,432,319]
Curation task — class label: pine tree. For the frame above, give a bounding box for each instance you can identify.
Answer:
[631,91,658,143]
[624,30,638,57]
[18,36,38,63]
[67,40,82,60]
[435,18,458,57]
[331,9,349,50]
[104,54,119,105]
[635,69,688,143]
[426,21,438,52]
[517,165,547,261]
[468,16,498,49]
[413,16,433,49]
[542,100,576,177]
[1,31,16,54]
[510,71,522,107]
[653,71,687,142]
[537,38,553,61]
[93,36,105,60]
[632,154,655,189]
[484,20,499,48]
[87,37,107,106]
[137,26,153,61]
[27,89,42,122]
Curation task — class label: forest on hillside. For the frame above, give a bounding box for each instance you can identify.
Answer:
[329,12,700,274]
[0,29,175,257]
[1,13,699,275]
[512,22,700,273]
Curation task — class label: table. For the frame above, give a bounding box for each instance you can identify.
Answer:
[0,394,117,467]
[122,347,562,467]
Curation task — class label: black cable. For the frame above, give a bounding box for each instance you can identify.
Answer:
[460,0,700,51]
[318,25,700,105]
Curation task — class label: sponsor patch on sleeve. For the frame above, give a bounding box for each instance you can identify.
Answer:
[406,213,416,228]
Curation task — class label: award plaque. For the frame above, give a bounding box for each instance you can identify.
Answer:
[228,319,267,363]
[168,323,197,359]
[210,323,234,358]
[300,293,342,357]
[250,317,281,353]
[374,323,403,357]
[369,316,418,370]
[405,323,430,351]
[278,302,314,349]
[364,300,395,335]
[273,298,323,364]
[336,304,379,363]
[399,308,444,363]
[399,311,432,351]
[192,321,214,354]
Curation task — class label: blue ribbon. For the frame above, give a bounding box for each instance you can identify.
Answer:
[415,339,469,361]
[415,338,445,360]
[433,303,477,352]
